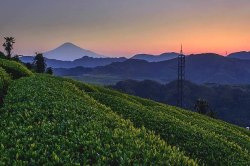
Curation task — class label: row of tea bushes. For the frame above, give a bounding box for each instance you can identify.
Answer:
[0,59,33,79]
[0,67,11,99]
[0,75,197,165]
[89,91,250,166]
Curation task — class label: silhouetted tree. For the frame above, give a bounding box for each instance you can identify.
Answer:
[194,99,215,118]
[2,37,15,58]
[12,55,21,62]
[33,53,46,73]
[0,51,6,59]
[46,67,53,75]
[25,63,33,70]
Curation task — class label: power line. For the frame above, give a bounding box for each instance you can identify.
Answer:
[177,45,185,108]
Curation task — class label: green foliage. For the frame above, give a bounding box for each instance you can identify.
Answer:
[111,80,250,127]
[88,88,250,166]
[0,75,196,165]
[57,76,99,92]
[2,37,15,58]
[46,67,53,75]
[25,63,33,70]
[11,55,21,62]
[0,58,33,79]
[0,74,249,165]
[33,53,46,73]
[0,52,7,59]
[0,67,11,99]
[194,99,215,117]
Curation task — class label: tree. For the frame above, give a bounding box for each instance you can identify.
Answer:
[46,67,53,75]
[2,37,15,58]
[33,53,46,73]
[0,51,6,59]
[194,99,215,118]
[25,63,33,70]
[12,55,21,62]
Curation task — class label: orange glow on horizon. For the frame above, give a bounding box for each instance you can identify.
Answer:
[1,0,250,57]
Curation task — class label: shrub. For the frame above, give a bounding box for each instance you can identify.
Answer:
[0,75,196,165]
[90,91,250,166]
[0,59,33,79]
[0,67,11,101]
[0,52,7,59]
[55,76,98,92]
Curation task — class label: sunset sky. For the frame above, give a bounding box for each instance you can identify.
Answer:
[1,0,250,57]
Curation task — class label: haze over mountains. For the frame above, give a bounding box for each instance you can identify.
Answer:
[20,42,128,68]
[19,42,250,85]
[131,52,179,62]
[20,41,250,63]
[54,53,250,85]
[228,51,250,60]
[20,55,127,68]
[19,42,180,68]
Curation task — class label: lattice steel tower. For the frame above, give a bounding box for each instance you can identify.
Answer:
[177,45,185,107]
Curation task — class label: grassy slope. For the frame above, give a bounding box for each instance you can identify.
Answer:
[0,67,12,98]
[0,58,249,165]
[0,75,196,165]
[0,59,33,79]
[72,82,250,166]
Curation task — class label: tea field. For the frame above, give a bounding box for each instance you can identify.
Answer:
[0,58,249,165]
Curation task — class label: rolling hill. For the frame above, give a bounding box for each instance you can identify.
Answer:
[54,53,250,84]
[20,55,127,68]
[0,58,249,165]
[111,79,250,127]
[131,52,179,62]
[228,51,250,60]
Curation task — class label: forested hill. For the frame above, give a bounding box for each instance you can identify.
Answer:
[111,79,250,127]
[0,58,249,165]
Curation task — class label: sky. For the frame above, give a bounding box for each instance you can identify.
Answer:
[1,0,250,57]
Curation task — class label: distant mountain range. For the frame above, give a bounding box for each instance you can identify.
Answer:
[44,42,106,61]
[54,53,250,84]
[131,52,179,62]
[227,51,250,60]
[20,55,127,68]
[111,79,250,127]
[18,42,250,85]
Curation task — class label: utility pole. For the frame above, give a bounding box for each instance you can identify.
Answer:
[177,45,185,108]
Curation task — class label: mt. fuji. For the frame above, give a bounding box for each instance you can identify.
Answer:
[44,42,106,61]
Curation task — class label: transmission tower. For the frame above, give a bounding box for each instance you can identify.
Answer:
[177,45,185,107]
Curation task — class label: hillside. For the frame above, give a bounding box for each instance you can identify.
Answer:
[0,58,249,165]
[54,53,250,84]
[228,51,250,60]
[111,79,250,127]
[131,52,179,62]
[20,55,127,68]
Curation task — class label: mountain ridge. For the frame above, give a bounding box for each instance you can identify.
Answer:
[228,51,250,60]
[131,52,179,62]
[54,53,250,84]
[20,55,127,68]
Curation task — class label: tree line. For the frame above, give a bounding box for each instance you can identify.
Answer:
[1,37,53,74]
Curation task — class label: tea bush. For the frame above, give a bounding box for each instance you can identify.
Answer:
[64,78,250,165]
[90,91,250,166]
[0,67,11,99]
[0,75,196,165]
[0,59,33,79]
[1,72,249,165]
